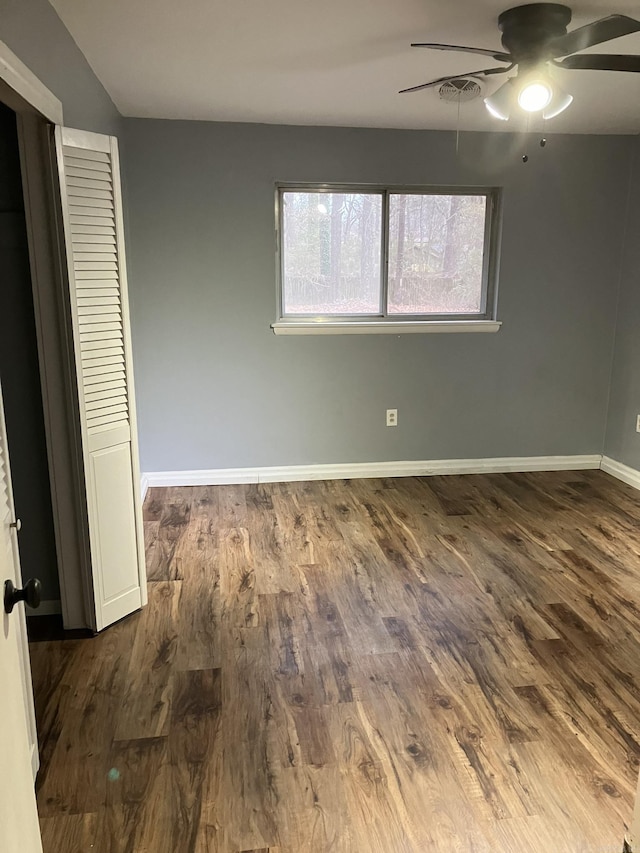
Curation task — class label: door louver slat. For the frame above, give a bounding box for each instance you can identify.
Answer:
[78,296,120,308]
[83,374,126,390]
[69,206,114,219]
[64,154,110,169]
[67,175,112,190]
[74,253,118,262]
[81,358,124,375]
[76,270,119,280]
[77,288,120,299]
[70,219,115,231]
[65,147,110,161]
[71,233,116,244]
[81,347,125,361]
[78,316,120,328]
[80,323,122,333]
[77,283,119,291]
[87,409,128,428]
[68,185,113,201]
[85,394,127,411]
[73,245,116,255]
[74,261,118,271]
[79,330,124,344]
[68,195,113,209]
[66,165,113,181]
[84,379,126,398]
[78,305,119,323]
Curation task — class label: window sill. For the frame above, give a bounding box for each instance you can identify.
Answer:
[271,320,502,336]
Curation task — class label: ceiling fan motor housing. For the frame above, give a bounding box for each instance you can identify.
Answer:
[499,3,572,64]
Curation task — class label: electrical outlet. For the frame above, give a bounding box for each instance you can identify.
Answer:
[636,414,640,434]
[386,409,398,427]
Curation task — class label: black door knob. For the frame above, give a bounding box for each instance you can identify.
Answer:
[4,578,42,614]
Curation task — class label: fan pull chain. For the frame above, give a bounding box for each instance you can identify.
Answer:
[522,112,531,162]
[456,91,461,154]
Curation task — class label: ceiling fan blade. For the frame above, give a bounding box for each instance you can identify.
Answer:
[550,15,640,57]
[399,66,510,94]
[556,54,640,72]
[411,43,511,62]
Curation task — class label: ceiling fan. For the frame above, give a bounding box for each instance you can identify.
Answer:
[400,3,640,120]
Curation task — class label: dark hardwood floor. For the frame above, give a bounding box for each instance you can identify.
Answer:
[29,470,640,851]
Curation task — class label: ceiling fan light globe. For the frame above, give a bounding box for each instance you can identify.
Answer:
[517,81,553,112]
[483,79,513,121]
[485,101,510,120]
[542,90,573,120]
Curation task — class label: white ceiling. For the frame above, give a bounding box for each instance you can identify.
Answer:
[49,0,640,133]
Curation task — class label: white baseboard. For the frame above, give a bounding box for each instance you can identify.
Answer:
[601,456,640,491]
[26,599,62,617]
[142,454,602,489]
[140,472,150,502]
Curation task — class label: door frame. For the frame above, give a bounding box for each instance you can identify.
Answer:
[0,39,94,629]
[0,41,62,126]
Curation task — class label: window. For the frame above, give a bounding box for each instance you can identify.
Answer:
[274,185,501,335]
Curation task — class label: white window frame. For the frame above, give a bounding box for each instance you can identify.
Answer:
[272,183,502,336]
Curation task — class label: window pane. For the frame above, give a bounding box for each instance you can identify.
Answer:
[388,194,487,315]
[282,192,382,315]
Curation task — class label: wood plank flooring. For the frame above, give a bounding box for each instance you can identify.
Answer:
[30,470,640,851]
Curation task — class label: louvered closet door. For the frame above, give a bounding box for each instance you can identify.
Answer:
[55,127,146,632]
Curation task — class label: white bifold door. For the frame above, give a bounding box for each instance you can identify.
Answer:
[54,127,146,632]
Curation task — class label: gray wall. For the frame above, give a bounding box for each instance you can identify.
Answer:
[604,139,640,469]
[0,0,120,134]
[122,120,633,472]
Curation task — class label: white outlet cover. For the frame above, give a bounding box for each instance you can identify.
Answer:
[636,414,640,433]
[386,409,398,427]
